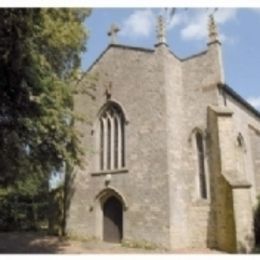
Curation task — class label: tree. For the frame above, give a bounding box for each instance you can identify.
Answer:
[0,8,91,230]
[0,8,90,184]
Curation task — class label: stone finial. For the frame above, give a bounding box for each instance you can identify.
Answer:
[107,24,120,44]
[156,15,167,45]
[208,15,219,44]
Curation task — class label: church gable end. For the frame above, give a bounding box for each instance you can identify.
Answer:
[67,13,260,253]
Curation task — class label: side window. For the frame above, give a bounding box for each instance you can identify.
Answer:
[195,132,208,199]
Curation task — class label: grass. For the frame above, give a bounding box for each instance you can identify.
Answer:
[65,232,97,243]
[121,239,162,251]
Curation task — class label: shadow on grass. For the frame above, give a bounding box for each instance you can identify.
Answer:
[0,231,69,254]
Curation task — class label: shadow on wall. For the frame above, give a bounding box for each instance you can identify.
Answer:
[206,126,218,250]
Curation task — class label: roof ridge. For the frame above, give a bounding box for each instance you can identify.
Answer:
[85,44,154,73]
[109,43,154,53]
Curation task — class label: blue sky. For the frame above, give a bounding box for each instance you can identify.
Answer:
[82,8,260,111]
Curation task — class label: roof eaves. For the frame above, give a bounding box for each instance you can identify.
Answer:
[218,83,260,119]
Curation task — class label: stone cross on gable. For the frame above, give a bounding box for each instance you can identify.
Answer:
[107,24,120,44]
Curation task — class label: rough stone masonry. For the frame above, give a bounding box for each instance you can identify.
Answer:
[67,14,260,253]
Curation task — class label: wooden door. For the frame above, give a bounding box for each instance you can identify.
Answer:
[103,196,123,243]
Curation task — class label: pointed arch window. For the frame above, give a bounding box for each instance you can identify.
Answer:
[195,132,208,199]
[99,103,125,171]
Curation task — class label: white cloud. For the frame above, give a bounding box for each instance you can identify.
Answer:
[168,11,188,29]
[167,8,238,42]
[120,8,239,43]
[214,8,237,23]
[247,96,260,110]
[181,12,208,40]
[120,9,155,38]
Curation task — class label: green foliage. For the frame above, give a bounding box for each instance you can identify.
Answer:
[0,8,91,231]
[0,8,90,185]
[0,181,49,231]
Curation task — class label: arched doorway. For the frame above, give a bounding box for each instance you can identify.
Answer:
[103,196,123,243]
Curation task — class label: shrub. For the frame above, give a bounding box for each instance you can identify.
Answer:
[254,196,260,245]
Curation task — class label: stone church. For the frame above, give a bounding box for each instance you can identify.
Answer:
[67,15,260,253]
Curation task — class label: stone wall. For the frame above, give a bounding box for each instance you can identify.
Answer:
[67,38,260,252]
[217,91,260,204]
[67,45,171,248]
[249,128,260,196]
[178,42,224,248]
[208,106,255,253]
